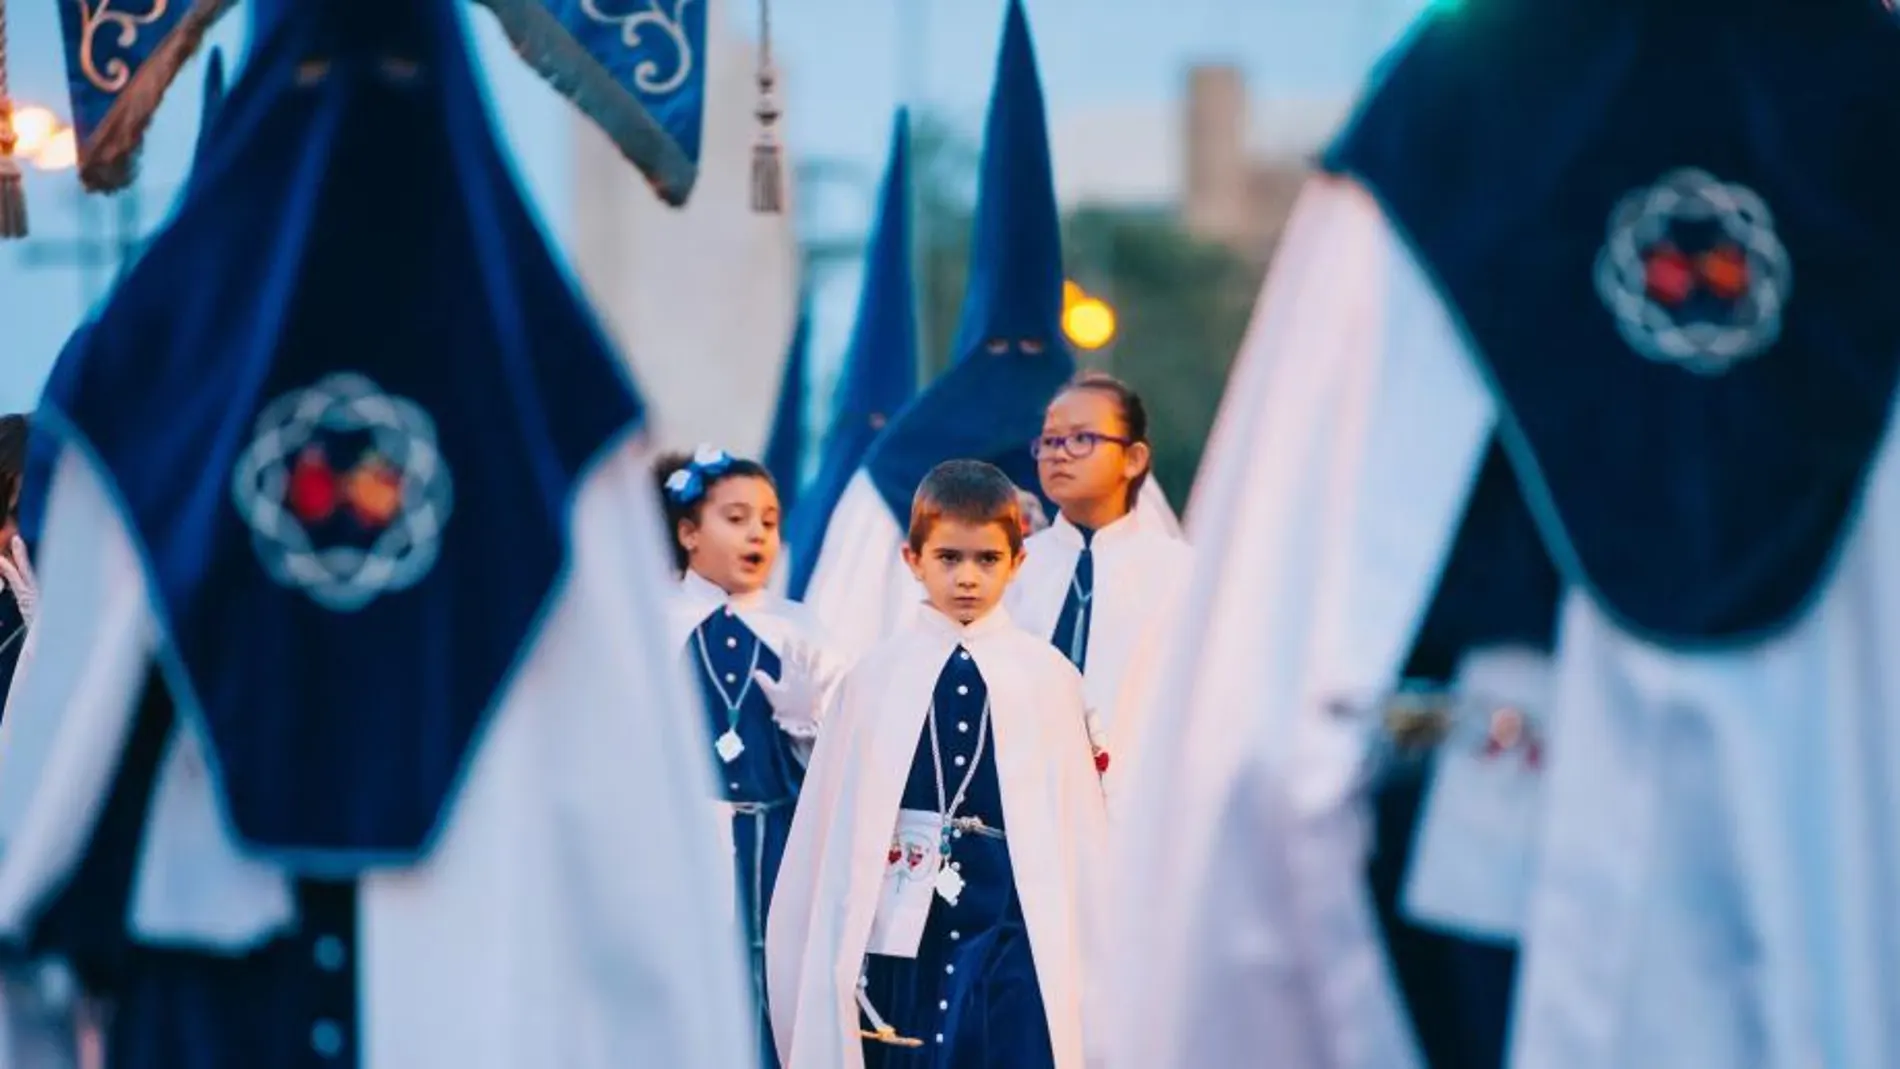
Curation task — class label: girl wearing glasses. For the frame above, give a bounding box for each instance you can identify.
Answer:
[1007,373,1193,808]
[656,445,848,1069]
[0,413,35,715]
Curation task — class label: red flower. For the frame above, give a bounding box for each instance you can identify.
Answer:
[1093,749,1110,774]
[345,453,404,530]
[1643,244,1695,307]
[287,446,338,524]
[887,847,902,865]
[1698,244,1751,302]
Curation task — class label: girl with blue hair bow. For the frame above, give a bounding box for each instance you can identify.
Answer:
[654,445,848,1069]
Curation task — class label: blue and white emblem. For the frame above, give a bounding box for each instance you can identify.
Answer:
[231,373,454,612]
[1593,167,1792,375]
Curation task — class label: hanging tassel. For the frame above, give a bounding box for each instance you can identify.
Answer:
[0,0,28,240]
[750,0,783,214]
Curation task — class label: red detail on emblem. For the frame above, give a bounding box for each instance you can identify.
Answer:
[1697,244,1750,302]
[344,452,404,530]
[888,846,902,865]
[1643,244,1695,307]
[1093,748,1110,775]
[287,446,338,524]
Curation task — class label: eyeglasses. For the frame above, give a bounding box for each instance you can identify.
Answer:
[1030,431,1132,460]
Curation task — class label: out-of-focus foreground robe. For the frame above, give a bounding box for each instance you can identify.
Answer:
[1108,4,1900,1068]
[0,1,754,1066]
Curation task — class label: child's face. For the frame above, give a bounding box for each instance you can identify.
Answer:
[680,476,780,596]
[902,518,1023,625]
[1036,389,1147,522]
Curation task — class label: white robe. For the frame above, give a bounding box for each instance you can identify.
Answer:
[804,471,1181,664]
[1109,170,1900,1069]
[1005,511,1193,809]
[665,570,845,679]
[764,605,1109,1069]
[0,436,755,1069]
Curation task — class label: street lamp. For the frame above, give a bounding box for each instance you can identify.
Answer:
[1061,278,1117,351]
[8,105,148,308]
[8,107,75,173]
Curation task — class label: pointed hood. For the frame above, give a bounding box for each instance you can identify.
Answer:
[42,0,646,865]
[785,109,920,596]
[859,0,1073,519]
[949,0,1066,361]
[762,292,812,513]
[195,47,228,158]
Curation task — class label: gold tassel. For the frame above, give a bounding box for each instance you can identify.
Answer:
[0,0,28,240]
[750,0,783,214]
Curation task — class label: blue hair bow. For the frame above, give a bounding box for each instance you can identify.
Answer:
[663,445,736,507]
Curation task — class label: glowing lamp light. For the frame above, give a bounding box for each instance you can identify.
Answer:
[1063,296,1117,351]
[32,128,79,173]
[1063,279,1082,308]
[11,107,58,160]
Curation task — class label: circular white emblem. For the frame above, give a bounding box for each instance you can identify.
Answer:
[231,373,453,612]
[1593,167,1792,375]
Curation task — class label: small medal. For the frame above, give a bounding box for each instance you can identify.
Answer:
[715,729,746,763]
[934,863,965,905]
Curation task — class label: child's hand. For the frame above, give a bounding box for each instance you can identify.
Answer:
[0,536,39,627]
[753,639,829,739]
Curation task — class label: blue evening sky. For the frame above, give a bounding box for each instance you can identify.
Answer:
[0,0,1423,412]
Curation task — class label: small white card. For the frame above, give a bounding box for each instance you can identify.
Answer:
[866,809,942,959]
[1401,648,1551,943]
[714,729,746,763]
[934,864,965,906]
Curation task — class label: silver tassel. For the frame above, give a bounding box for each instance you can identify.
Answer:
[750,0,783,214]
[0,0,28,240]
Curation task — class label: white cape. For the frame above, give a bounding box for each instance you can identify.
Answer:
[0,437,754,1069]
[1109,171,1900,1069]
[764,606,1108,1069]
[805,470,1181,664]
[1005,510,1192,810]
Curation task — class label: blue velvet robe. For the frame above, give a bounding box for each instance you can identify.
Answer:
[0,588,24,718]
[688,605,804,1069]
[24,669,366,1069]
[1369,441,1562,1069]
[860,647,1052,1069]
[1046,528,1092,673]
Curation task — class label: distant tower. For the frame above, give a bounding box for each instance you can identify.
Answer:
[1183,64,1250,247]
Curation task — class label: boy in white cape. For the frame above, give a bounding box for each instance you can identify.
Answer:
[766,459,1108,1069]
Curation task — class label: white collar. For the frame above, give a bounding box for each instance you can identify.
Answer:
[1047,509,1140,551]
[677,569,771,620]
[913,603,1017,646]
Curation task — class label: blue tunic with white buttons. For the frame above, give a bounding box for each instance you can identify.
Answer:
[860,647,1053,1069]
[25,669,367,1069]
[686,605,804,1069]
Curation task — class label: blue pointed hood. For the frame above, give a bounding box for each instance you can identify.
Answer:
[949,0,1066,361]
[860,0,1072,519]
[195,47,228,158]
[762,292,812,513]
[43,0,646,870]
[786,109,920,596]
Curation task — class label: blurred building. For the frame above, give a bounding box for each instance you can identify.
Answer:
[1180,63,1342,264]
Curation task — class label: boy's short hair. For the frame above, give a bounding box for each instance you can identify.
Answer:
[908,459,1025,555]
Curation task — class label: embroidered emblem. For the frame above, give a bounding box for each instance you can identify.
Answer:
[231,373,454,612]
[580,0,698,95]
[1593,167,1792,375]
